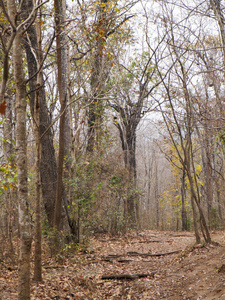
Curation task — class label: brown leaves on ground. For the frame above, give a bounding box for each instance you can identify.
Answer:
[1,230,225,299]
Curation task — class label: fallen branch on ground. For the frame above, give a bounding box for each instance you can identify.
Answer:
[101,273,155,280]
[127,250,182,257]
[101,249,182,261]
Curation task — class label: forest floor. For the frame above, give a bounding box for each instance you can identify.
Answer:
[1,230,225,299]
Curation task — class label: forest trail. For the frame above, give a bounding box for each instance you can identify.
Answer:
[1,230,225,299]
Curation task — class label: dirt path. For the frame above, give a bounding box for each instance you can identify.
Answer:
[161,232,225,300]
[151,232,225,300]
[87,230,225,299]
[1,230,225,299]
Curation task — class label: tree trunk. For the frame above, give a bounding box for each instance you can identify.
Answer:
[53,0,69,233]
[87,0,108,152]
[181,167,187,231]
[22,0,57,227]
[33,11,42,282]
[3,95,15,253]
[204,126,213,229]
[186,161,211,243]
[190,195,201,244]
[179,47,211,243]
[114,114,138,225]
[155,162,159,229]
[13,26,32,300]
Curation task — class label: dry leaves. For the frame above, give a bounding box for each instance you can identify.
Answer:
[1,230,225,299]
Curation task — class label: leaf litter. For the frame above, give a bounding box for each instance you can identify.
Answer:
[1,230,225,299]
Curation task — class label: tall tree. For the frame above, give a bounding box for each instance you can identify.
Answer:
[87,0,108,152]
[22,0,57,228]
[6,0,36,296]
[153,6,211,242]
[110,51,162,225]
[53,0,70,232]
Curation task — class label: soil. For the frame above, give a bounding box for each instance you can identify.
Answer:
[1,230,225,299]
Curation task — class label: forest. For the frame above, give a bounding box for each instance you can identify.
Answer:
[1,0,225,299]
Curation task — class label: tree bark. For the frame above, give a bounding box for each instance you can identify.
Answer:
[114,110,140,225]
[190,194,201,244]
[22,0,57,227]
[3,95,15,253]
[87,0,109,152]
[13,24,32,300]
[53,0,70,232]
[181,167,187,231]
[33,10,42,282]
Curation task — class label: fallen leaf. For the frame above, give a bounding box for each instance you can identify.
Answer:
[0,101,7,115]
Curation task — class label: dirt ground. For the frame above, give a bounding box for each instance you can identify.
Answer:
[1,230,225,299]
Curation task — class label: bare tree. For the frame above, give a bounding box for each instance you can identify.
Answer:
[151,3,211,242]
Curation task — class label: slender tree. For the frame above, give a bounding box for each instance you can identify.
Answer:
[53,0,70,234]
[7,0,33,296]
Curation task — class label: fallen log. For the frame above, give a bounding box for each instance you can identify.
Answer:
[126,250,182,257]
[101,249,182,261]
[101,273,155,280]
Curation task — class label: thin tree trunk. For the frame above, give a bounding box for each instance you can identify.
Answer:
[217,188,223,225]
[3,95,15,253]
[205,132,213,229]
[53,0,68,233]
[34,121,42,281]
[186,164,211,243]
[155,160,159,229]
[190,195,201,244]
[13,27,32,300]
[33,10,42,281]
[190,138,211,242]
[181,167,187,231]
